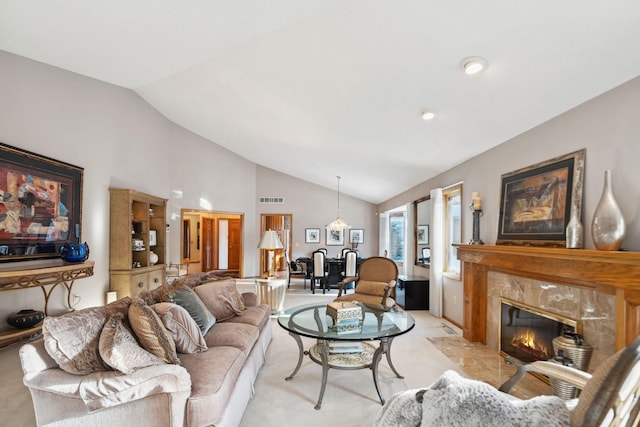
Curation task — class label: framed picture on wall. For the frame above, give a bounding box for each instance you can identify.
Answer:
[305,228,320,243]
[497,149,585,246]
[326,228,344,246]
[417,225,429,244]
[349,229,364,244]
[0,142,84,262]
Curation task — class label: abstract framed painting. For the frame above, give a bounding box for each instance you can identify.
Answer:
[0,143,83,261]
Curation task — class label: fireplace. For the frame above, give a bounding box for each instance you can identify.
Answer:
[499,298,581,364]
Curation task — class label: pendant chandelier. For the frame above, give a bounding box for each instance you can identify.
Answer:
[326,176,349,232]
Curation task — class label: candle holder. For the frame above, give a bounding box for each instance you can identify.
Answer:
[468,203,484,245]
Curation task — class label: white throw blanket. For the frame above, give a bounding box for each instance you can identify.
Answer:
[375,370,570,427]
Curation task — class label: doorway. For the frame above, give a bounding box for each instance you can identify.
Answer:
[259,213,292,277]
[181,209,243,277]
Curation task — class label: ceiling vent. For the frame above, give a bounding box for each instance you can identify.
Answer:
[259,196,285,204]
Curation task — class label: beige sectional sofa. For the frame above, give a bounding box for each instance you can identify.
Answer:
[19,274,272,427]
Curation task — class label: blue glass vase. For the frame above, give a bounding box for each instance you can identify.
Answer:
[61,242,90,263]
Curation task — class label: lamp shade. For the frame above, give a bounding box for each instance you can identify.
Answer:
[258,230,283,250]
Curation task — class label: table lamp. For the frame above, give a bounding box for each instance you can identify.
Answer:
[258,230,283,278]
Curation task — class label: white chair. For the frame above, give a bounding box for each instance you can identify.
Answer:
[421,247,431,263]
[340,247,351,258]
[340,250,358,294]
[312,250,328,294]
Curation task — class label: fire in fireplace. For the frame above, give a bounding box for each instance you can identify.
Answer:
[500,298,581,364]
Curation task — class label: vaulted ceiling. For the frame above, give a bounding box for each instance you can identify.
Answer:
[2,1,639,203]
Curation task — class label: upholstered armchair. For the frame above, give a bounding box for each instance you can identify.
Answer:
[335,256,398,308]
[376,336,640,427]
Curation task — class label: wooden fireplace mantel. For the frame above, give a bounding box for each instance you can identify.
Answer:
[455,244,640,349]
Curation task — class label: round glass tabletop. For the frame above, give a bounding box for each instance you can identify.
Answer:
[277,302,415,341]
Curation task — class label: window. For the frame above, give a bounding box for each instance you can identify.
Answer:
[388,213,405,264]
[443,184,462,277]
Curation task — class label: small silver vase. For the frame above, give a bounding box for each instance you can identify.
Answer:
[591,169,625,251]
[566,213,583,249]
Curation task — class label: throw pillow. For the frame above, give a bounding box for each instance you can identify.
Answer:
[128,298,180,364]
[193,279,244,322]
[162,285,216,335]
[355,280,389,297]
[42,297,133,375]
[99,314,165,374]
[152,302,208,354]
[419,370,569,427]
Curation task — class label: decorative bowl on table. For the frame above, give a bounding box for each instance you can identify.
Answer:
[7,309,45,329]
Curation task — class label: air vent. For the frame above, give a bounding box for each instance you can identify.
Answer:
[259,196,285,204]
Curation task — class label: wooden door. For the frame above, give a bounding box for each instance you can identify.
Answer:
[228,218,241,270]
[201,218,217,272]
[260,214,292,275]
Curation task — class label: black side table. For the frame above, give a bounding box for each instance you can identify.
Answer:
[396,275,429,310]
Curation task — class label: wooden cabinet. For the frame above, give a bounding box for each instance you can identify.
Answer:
[109,189,166,298]
[396,275,429,310]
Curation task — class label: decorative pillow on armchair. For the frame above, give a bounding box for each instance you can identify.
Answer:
[355,280,389,296]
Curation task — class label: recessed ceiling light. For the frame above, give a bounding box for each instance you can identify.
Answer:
[420,109,435,120]
[460,56,488,75]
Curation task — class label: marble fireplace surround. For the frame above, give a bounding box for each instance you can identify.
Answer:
[456,244,640,372]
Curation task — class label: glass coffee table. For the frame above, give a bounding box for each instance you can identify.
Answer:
[277,302,415,409]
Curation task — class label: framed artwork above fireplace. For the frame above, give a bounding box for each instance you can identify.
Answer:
[497,149,585,247]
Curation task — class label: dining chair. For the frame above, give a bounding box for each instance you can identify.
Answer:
[340,247,351,259]
[312,250,329,294]
[285,250,307,289]
[421,247,431,263]
[340,250,358,294]
[317,248,327,256]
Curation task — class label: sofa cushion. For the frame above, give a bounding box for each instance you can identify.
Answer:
[128,298,180,364]
[162,285,216,335]
[152,302,208,354]
[224,304,271,330]
[42,297,132,375]
[205,322,259,356]
[179,346,247,427]
[194,279,244,322]
[99,314,165,374]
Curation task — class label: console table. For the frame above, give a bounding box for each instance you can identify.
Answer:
[396,275,429,310]
[0,260,95,347]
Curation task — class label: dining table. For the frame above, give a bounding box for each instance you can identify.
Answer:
[296,256,365,290]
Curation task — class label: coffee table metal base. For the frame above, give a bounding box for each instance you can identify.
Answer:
[284,332,404,409]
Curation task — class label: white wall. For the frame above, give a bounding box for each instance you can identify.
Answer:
[255,166,378,260]
[378,74,640,325]
[0,51,258,318]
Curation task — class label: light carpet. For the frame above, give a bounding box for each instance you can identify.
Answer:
[238,281,461,427]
